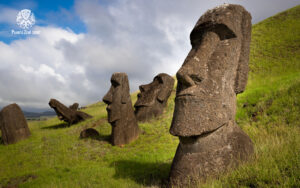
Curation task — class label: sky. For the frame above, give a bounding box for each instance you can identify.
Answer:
[0,0,299,112]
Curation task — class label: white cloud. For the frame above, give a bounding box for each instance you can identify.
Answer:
[0,26,88,109]
[0,7,18,24]
[0,0,299,111]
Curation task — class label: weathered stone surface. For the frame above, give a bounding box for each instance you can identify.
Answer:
[169,122,253,186]
[169,4,254,186]
[0,103,30,145]
[103,73,140,146]
[80,128,100,139]
[134,73,174,122]
[49,99,92,125]
[69,103,79,110]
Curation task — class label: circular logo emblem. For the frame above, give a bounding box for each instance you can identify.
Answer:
[16,9,35,29]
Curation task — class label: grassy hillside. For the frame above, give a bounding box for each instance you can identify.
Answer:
[1,5,300,188]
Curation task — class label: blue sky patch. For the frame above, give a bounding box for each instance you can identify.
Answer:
[0,0,86,44]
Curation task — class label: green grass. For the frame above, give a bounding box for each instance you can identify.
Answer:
[1,5,300,188]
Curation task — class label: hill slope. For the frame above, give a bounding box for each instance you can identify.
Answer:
[0,5,300,188]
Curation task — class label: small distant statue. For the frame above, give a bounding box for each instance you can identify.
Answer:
[103,73,140,146]
[169,4,254,186]
[0,103,31,145]
[49,99,92,125]
[134,73,174,122]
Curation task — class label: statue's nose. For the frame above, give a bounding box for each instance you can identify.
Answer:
[102,88,113,104]
[177,68,196,88]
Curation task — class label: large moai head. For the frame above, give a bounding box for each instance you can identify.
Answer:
[134,73,174,122]
[168,5,253,186]
[0,103,31,145]
[170,4,252,137]
[102,73,140,146]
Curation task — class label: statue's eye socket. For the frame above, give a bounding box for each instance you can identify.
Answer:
[157,77,163,84]
[111,80,120,87]
[190,75,202,85]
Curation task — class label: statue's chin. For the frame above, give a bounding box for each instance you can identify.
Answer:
[170,97,230,137]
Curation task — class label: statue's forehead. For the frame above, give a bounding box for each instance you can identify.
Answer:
[190,4,248,45]
[196,4,243,26]
[111,73,125,84]
[154,73,171,84]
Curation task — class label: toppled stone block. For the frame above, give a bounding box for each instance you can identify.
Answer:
[134,73,174,122]
[49,99,92,125]
[0,103,31,145]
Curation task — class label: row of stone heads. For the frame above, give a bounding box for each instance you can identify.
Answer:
[86,4,255,186]
[47,73,175,125]
[0,72,175,145]
[98,4,255,186]
[101,72,175,146]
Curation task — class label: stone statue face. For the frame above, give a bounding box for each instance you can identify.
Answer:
[170,4,251,137]
[134,73,174,121]
[135,76,161,107]
[135,73,174,107]
[103,73,130,123]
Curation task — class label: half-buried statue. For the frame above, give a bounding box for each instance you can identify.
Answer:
[134,73,174,122]
[169,4,254,186]
[0,103,31,145]
[103,73,140,146]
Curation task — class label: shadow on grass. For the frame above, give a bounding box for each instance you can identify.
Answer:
[111,160,171,187]
[41,122,69,129]
[80,133,111,144]
[3,174,37,188]
[95,134,111,143]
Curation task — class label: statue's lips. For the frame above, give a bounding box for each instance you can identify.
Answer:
[176,86,207,99]
[134,104,150,107]
[175,93,197,100]
[134,99,155,107]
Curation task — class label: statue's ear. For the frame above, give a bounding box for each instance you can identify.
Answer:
[157,75,175,102]
[234,10,252,94]
[157,89,169,102]
[121,75,130,104]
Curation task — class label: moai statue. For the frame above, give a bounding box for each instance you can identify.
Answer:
[103,73,140,146]
[169,4,254,186]
[134,73,175,122]
[0,103,31,145]
[49,99,92,125]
